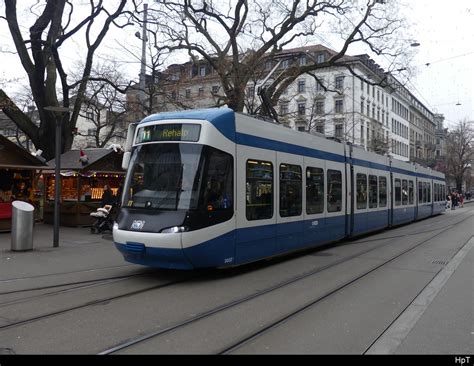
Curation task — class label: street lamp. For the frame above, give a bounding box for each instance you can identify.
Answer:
[44,106,71,248]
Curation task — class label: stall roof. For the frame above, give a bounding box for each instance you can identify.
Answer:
[47,148,124,173]
[0,135,49,169]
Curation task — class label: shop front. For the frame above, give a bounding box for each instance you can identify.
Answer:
[0,135,47,232]
[44,148,124,226]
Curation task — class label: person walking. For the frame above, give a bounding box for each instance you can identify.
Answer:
[451,192,458,210]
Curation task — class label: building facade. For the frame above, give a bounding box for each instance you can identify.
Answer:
[127,44,438,164]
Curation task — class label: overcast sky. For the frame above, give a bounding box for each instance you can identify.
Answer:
[0,1,473,128]
[400,0,474,128]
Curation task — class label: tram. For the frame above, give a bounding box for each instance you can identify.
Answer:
[113,108,446,269]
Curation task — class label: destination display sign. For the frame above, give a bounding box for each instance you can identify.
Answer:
[136,123,201,143]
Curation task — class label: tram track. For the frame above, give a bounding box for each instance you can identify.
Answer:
[98,211,472,354]
[0,272,196,330]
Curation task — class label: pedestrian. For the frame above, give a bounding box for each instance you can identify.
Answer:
[101,184,114,207]
[446,194,451,209]
[460,193,464,208]
[451,192,458,210]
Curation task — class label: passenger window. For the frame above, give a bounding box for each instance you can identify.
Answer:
[395,178,401,206]
[202,148,234,212]
[379,176,387,207]
[369,175,378,208]
[279,164,302,217]
[306,167,324,214]
[327,170,342,212]
[246,160,273,220]
[356,173,367,209]
[408,181,414,205]
[427,183,431,203]
[402,179,408,205]
[418,182,423,203]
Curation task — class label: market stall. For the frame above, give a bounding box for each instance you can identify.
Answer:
[44,148,124,226]
[0,135,48,232]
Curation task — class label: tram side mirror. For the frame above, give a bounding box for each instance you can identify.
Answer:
[122,151,131,170]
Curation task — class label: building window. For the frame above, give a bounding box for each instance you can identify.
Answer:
[185,88,191,99]
[87,128,96,136]
[315,121,325,134]
[198,87,204,97]
[279,102,289,116]
[335,99,344,113]
[335,76,344,90]
[298,79,306,93]
[315,101,325,115]
[298,102,306,116]
[199,66,206,77]
[299,55,307,66]
[335,124,343,138]
[212,85,220,94]
[281,60,290,69]
[316,53,325,63]
[315,80,325,93]
[86,111,94,120]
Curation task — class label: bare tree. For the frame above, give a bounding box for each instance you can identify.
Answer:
[141,0,412,114]
[445,120,474,192]
[70,61,129,149]
[0,0,129,160]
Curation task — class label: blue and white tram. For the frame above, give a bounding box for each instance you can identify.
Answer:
[113,108,446,270]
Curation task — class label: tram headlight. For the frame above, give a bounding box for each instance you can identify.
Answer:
[160,226,190,233]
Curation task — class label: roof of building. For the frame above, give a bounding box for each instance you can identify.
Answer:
[47,148,124,173]
[0,134,48,169]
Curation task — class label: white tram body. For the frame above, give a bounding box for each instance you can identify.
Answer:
[113,108,446,269]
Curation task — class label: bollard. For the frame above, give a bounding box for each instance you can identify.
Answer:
[11,200,35,251]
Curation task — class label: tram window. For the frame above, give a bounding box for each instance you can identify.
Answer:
[379,176,387,207]
[394,179,401,206]
[427,183,431,203]
[402,179,408,205]
[306,167,324,214]
[408,181,414,205]
[280,164,302,217]
[201,149,234,212]
[434,184,438,202]
[246,160,273,220]
[369,175,378,208]
[356,173,367,209]
[327,170,342,212]
[418,182,423,203]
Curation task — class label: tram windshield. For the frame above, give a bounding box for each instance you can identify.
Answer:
[122,143,233,211]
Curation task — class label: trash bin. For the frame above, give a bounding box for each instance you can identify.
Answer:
[11,200,35,251]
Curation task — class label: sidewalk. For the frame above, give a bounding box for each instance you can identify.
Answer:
[0,224,127,281]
